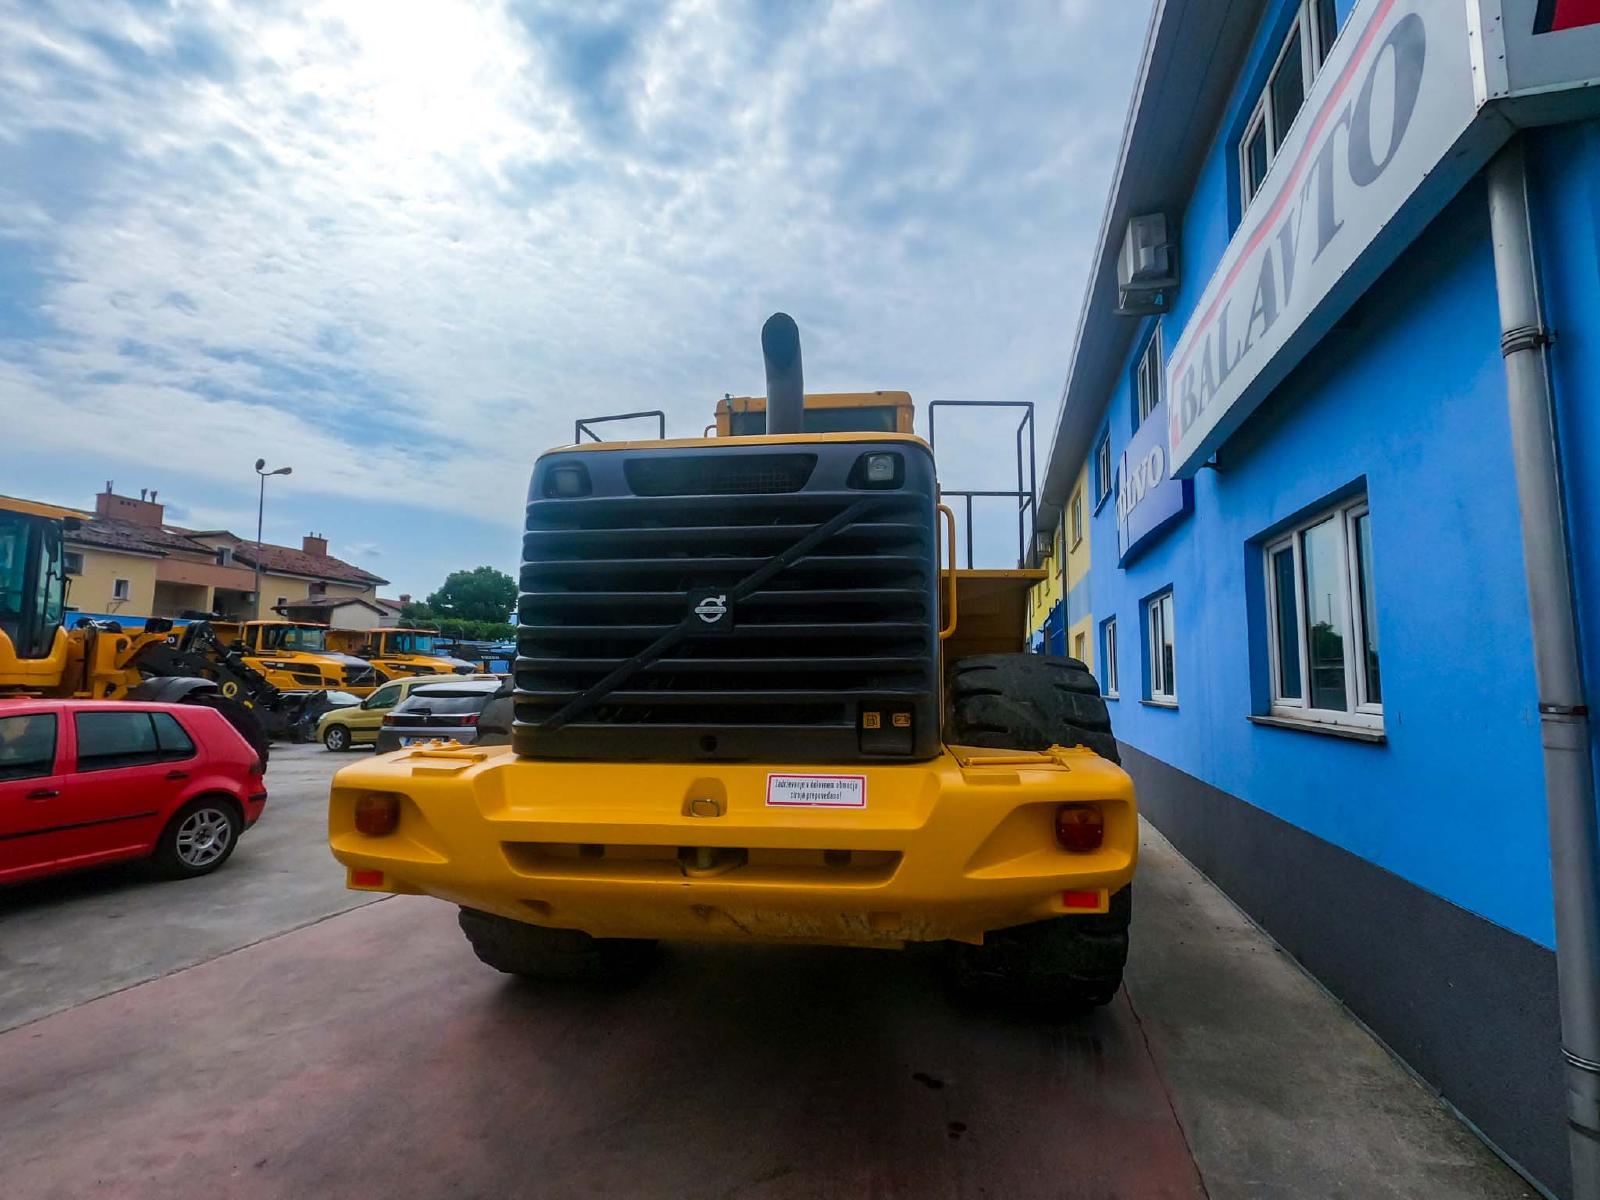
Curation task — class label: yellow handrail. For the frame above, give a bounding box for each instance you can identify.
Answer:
[937,503,958,640]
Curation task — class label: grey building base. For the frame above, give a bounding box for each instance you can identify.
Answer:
[1121,742,1567,1198]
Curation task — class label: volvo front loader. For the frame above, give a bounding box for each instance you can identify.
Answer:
[327,626,481,682]
[209,619,383,696]
[0,497,336,753]
[329,316,1134,1009]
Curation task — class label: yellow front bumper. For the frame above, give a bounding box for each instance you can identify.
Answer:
[328,743,1137,947]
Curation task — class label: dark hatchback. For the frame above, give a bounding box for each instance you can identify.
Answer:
[375,678,512,753]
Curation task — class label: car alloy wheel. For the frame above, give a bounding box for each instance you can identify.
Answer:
[325,725,349,752]
[175,807,234,868]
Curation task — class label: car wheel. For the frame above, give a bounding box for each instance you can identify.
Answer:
[153,798,243,880]
[324,724,351,752]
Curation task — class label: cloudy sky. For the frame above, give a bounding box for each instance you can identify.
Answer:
[1,0,1152,597]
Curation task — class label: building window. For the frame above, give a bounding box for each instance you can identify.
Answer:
[1146,591,1176,703]
[1095,435,1113,505]
[214,547,232,566]
[63,551,84,575]
[1073,631,1087,664]
[1263,495,1381,728]
[1101,617,1119,697]
[1070,489,1084,549]
[112,578,131,601]
[1239,0,1343,207]
[1134,324,1163,427]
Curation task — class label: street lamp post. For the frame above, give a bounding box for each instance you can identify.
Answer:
[253,459,292,620]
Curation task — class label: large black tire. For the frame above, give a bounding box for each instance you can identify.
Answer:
[946,653,1119,763]
[945,887,1132,1011]
[457,908,656,983]
[190,693,271,768]
[943,652,1128,1011]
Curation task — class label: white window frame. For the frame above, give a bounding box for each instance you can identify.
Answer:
[1070,488,1084,549]
[1146,591,1176,704]
[1238,0,1343,208]
[112,577,131,601]
[1073,630,1088,665]
[1101,617,1119,698]
[1095,435,1112,504]
[1263,495,1382,730]
[1135,324,1163,426]
[63,551,84,576]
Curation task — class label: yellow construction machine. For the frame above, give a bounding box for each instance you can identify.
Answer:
[208,620,383,696]
[326,626,480,682]
[0,497,338,752]
[329,316,1135,1009]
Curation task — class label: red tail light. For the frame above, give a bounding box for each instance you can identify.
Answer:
[459,713,479,726]
[354,792,400,836]
[1054,803,1104,852]
[381,714,398,726]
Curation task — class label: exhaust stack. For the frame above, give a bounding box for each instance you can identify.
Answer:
[761,313,804,435]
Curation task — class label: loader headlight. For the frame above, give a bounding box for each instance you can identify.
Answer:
[849,451,903,489]
[544,463,591,498]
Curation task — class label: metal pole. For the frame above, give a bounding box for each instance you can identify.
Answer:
[253,473,265,621]
[1486,138,1600,1199]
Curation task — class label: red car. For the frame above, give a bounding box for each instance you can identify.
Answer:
[0,699,267,886]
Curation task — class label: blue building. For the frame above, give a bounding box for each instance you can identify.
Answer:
[1038,2,1600,1195]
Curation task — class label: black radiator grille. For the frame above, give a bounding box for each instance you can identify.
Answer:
[514,449,940,763]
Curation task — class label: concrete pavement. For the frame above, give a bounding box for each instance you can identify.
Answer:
[0,741,377,1031]
[0,744,1537,1198]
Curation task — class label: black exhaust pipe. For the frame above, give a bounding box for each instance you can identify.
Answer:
[761,312,804,435]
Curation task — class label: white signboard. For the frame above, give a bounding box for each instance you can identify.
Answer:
[766,774,866,808]
[1166,0,1482,476]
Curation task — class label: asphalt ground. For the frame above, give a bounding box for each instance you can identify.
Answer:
[0,743,1536,1199]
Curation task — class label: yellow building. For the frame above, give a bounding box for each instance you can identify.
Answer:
[45,486,387,624]
[1025,461,1093,669]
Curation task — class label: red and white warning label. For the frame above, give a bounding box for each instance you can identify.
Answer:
[765,774,867,808]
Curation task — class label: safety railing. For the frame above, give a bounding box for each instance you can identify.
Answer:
[926,400,1038,570]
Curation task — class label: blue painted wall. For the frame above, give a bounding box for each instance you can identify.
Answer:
[1073,1,1597,949]
[1531,119,1600,807]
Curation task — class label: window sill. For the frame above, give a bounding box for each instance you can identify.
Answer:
[1103,691,1119,702]
[1140,698,1178,710]
[1093,489,1113,516]
[1247,714,1386,744]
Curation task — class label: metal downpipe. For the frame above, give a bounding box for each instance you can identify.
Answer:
[1486,138,1600,1199]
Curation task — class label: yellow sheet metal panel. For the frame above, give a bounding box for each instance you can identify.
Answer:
[329,743,1136,946]
[941,569,1045,663]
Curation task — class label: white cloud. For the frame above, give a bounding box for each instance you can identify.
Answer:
[0,0,1151,577]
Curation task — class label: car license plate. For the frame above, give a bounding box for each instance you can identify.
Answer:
[399,736,422,747]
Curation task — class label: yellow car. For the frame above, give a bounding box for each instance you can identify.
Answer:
[318,674,499,751]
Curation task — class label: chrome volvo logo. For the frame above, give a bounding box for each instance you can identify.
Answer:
[694,594,728,623]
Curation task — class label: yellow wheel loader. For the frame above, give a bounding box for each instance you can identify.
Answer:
[326,626,481,682]
[0,497,335,754]
[329,316,1136,1010]
[208,620,383,696]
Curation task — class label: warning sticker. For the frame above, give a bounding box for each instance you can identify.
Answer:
[766,774,867,808]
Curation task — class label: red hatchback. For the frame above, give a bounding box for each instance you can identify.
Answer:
[0,699,267,886]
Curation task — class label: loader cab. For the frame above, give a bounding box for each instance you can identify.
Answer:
[715,391,914,437]
[230,620,329,655]
[355,627,479,680]
[0,503,71,672]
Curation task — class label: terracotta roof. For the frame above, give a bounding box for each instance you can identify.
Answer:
[276,595,388,613]
[375,596,405,614]
[67,518,217,558]
[230,541,387,587]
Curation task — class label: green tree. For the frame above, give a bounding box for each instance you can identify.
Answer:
[426,566,517,623]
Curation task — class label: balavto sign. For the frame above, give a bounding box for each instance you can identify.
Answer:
[1164,0,1600,479]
